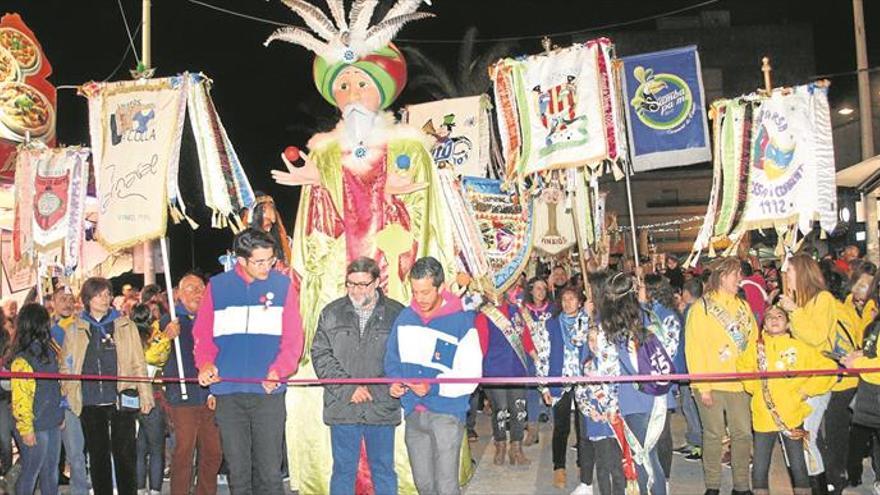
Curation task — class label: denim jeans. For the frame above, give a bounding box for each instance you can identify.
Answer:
[466,388,481,433]
[592,437,625,495]
[0,397,13,476]
[679,385,702,447]
[805,392,830,475]
[485,386,527,442]
[329,424,396,495]
[405,410,464,495]
[14,427,61,495]
[753,430,809,490]
[136,405,165,491]
[215,393,286,495]
[624,413,666,495]
[62,409,90,495]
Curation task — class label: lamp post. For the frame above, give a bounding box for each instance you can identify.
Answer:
[854,0,877,262]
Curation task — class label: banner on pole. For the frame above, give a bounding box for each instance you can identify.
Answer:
[83,76,187,251]
[407,95,491,178]
[691,83,837,257]
[460,177,533,294]
[491,38,624,179]
[621,46,711,172]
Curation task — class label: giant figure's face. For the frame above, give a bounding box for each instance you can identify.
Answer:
[332,66,381,114]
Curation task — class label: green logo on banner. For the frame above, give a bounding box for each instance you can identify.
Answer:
[630,66,693,131]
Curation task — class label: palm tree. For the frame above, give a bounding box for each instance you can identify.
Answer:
[402,27,517,99]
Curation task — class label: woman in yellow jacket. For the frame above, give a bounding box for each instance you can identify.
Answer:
[685,257,757,495]
[778,253,844,492]
[737,305,837,495]
[10,304,64,495]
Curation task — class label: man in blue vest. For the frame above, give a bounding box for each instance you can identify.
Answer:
[161,272,222,495]
[194,228,304,495]
[385,257,482,495]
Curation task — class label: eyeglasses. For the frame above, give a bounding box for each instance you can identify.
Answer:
[345,279,376,289]
[247,257,277,268]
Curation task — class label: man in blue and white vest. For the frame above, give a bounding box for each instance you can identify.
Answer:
[193,228,304,495]
[385,256,483,495]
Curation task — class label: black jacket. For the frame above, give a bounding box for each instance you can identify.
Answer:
[311,292,404,425]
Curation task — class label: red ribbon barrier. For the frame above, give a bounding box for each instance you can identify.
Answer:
[2,367,879,386]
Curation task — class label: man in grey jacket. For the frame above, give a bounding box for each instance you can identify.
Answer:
[312,257,405,495]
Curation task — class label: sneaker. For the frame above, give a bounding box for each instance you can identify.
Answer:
[570,482,593,495]
[684,447,702,462]
[218,474,228,486]
[873,480,880,495]
[673,445,693,455]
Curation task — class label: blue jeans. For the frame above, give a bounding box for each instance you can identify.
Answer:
[136,406,165,491]
[62,409,90,495]
[329,424,396,495]
[679,385,702,447]
[624,413,666,495]
[13,427,61,495]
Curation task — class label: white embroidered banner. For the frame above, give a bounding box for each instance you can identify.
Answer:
[83,77,186,251]
[492,39,618,177]
[24,147,91,257]
[740,87,835,235]
[407,95,490,178]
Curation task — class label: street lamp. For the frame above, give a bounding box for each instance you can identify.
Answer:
[838,107,855,116]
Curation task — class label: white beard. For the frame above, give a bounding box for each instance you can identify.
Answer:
[341,104,379,147]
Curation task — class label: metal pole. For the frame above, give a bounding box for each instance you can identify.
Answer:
[854,0,878,262]
[624,166,641,271]
[140,0,155,285]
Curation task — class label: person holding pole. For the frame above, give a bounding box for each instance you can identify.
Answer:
[160,272,222,495]
[194,228,304,495]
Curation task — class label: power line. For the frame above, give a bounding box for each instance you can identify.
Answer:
[117,0,142,64]
[184,0,722,44]
[186,0,286,27]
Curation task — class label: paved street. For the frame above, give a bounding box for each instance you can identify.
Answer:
[25,406,878,494]
[463,408,878,495]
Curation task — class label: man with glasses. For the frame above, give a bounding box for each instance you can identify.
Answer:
[161,272,222,495]
[194,228,304,495]
[312,257,404,495]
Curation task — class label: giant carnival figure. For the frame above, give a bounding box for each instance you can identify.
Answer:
[265,1,466,493]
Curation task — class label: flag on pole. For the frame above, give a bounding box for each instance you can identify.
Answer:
[621,46,711,172]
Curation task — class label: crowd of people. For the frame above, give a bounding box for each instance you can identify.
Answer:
[0,228,879,495]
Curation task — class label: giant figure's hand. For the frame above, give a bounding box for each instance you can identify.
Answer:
[271,150,321,187]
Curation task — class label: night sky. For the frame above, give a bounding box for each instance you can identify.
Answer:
[2,0,877,284]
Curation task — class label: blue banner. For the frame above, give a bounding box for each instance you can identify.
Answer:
[621,46,711,172]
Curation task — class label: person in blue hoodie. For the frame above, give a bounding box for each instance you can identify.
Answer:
[475,293,538,467]
[385,257,482,495]
[600,272,679,495]
[60,277,154,495]
[673,277,704,462]
[159,272,222,495]
[10,303,64,495]
[194,228,304,495]
[643,274,684,482]
[541,285,592,491]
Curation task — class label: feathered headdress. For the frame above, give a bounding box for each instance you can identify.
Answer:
[265,0,434,64]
